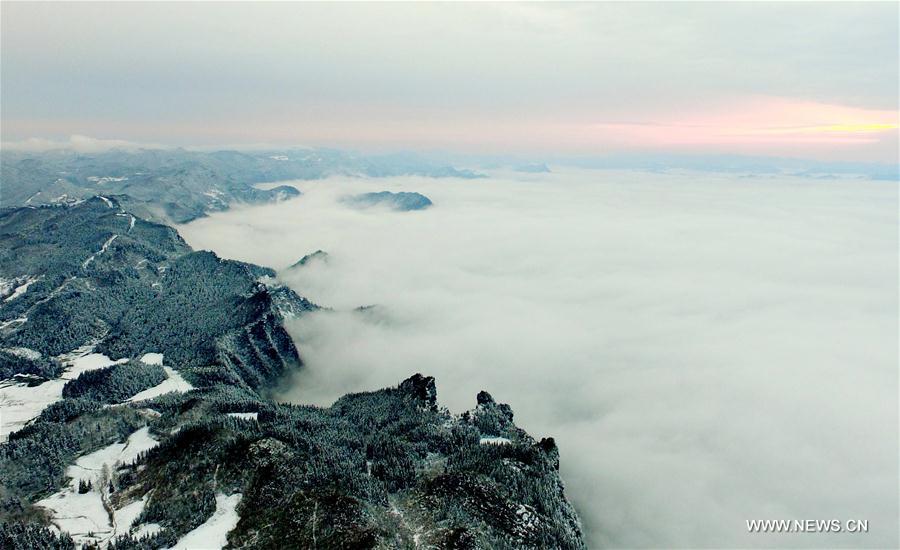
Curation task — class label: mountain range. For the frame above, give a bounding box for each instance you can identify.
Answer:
[0,149,482,223]
[0,190,585,549]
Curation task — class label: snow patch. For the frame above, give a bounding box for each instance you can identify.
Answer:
[1,347,41,360]
[113,496,149,539]
[98,196,115,208]
[35,487,110,546]
[3,276,39,302]
[0,346,126,441]
[269,155,289,161]
[88,176,129,184]
[82,235,118,268]
[36,428,159,547]
[479,436,512,445]
[0,277,13,296]
[0,316,28,330]
[126,366,193,402]
[133,522,162,539]
[168,493,242,550]
[140,352,164,366]
[226,412,258,421]
[66,427,159,485]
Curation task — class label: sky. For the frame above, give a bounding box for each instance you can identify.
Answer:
[179,170,899,548]
[2,2,898,162]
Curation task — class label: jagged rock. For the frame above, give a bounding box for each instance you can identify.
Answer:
[398,373,438,411]
[476,390,495,405]
[538,437,561,470]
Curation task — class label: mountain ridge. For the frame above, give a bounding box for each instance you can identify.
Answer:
[0,199,586,549]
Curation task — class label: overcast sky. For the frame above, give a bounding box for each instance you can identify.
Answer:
[2,2,898,161]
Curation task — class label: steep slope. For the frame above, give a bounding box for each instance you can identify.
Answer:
[0,197,316,391]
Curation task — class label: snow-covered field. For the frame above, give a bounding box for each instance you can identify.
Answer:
[169,493,243,550]
[140,352,165,366]
[0,349,193,440]
[0,346,127,441]
[36,427,160,547]
[126,366,194,403]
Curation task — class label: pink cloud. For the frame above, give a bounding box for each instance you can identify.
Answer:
[579,97,898,154]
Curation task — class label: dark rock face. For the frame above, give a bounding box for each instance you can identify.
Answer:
[399,372,438,411]
[477,390,495,405]
[341,191,433,211]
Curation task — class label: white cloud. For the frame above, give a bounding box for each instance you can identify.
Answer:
[178,169,898,548]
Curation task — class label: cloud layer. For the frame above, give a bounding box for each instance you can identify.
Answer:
[179,170,898,547]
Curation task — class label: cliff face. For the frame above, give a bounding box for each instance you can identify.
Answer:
[0,197,316,390]
[0,200,585,549]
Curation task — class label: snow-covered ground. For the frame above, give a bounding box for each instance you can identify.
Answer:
[36,486,110,544]
[1,346,41,360]
[0,346,127,441]
[126,360,194,403]
[0,277,13,296]
[82,234,118,268]
[112,495,149,539]
[140,352,164,366]
[3,275,39,302]
[88,176,129,184]
[169,493,243,550]
[479,436,511,445]
[0,316,28,330]
[133,521,162,539]
[67,427,159,483]
[36,427,160,547]
[226,412,258,421]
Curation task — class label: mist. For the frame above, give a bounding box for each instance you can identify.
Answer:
[178,169,898,548]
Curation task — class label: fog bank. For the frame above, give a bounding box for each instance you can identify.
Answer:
[179,169,898,548]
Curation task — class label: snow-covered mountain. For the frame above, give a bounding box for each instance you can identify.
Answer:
[0,149,483,223]
[0,199,584,549]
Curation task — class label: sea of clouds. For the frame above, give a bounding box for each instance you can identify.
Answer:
[179,169,898,548]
